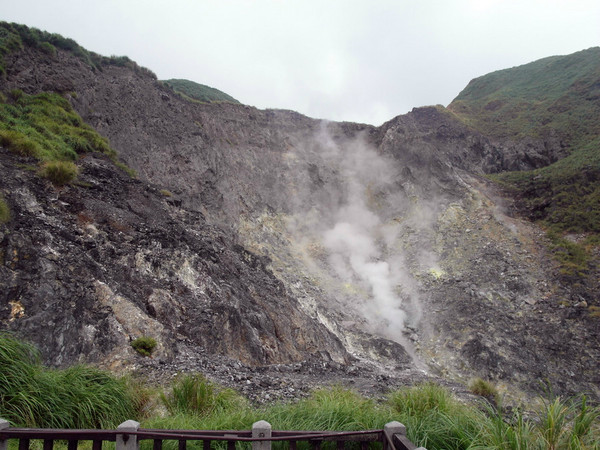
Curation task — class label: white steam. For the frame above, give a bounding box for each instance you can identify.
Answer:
[293,124,423,343]
[322,204,407,339]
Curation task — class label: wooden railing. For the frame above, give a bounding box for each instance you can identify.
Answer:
[0,419,425,450]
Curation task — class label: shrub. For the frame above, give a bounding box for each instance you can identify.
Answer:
[38,41,56,57]
[40,160,78,185]
[469,377,499,406]
[0,193,10,224]
[131,336,157,357]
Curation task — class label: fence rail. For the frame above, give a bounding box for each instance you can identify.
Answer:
[0,420,425,450]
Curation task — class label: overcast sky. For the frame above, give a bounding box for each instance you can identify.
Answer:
[3,0,600,125]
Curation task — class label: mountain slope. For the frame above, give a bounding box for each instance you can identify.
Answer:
[1,23,599,400]
[450,48,600,251]
[449,47,600,149]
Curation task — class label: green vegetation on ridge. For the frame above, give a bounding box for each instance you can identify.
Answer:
[163,79,240,104]
[0,21,156,78]
[449,48,600,279]
[449,47,600,148]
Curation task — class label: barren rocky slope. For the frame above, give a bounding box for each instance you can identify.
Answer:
[1,38,598,401]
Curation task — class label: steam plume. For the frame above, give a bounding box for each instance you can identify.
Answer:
[293,124,422,343]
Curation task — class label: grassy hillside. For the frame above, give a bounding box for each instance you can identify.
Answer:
[0,89,135,183]
[449,47,600,148]
[449,48,600,278]
[163,79,240,104]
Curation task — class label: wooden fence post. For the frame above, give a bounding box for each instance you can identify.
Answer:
[0,419,9,450]
[116,420,140,450]
[252,420,272,450]
[384,421,426,450]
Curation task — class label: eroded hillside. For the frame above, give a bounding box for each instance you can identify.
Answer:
[0,24,598,400]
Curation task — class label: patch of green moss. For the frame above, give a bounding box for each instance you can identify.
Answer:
[546,231,590,281]
[489,138,600,234]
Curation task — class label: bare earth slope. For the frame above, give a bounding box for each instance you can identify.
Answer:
[1,43,598,400]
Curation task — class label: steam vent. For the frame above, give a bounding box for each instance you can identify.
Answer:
[1,23,599,405]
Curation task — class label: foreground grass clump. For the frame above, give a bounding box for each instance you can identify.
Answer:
[265,386,393,431]
[160,374,246,419]
[388,383,486,449]
[0,333,136,428]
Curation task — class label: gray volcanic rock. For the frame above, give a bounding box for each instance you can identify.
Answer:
[0,151,349,367]
[1,43,599,401]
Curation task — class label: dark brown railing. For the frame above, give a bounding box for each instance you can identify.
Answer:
[0,419,425,450]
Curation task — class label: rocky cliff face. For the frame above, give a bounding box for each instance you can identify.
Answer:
[1,44,598,400]
[0,150,350,368]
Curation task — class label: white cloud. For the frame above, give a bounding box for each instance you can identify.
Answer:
[2,0,599,124]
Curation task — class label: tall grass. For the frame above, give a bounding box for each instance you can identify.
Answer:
[1,334,599,449]
[388,383,486,449]
[0,333,136,428]
[147,380,600,450]
[160,374,246,418]
[265,386,393,430]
